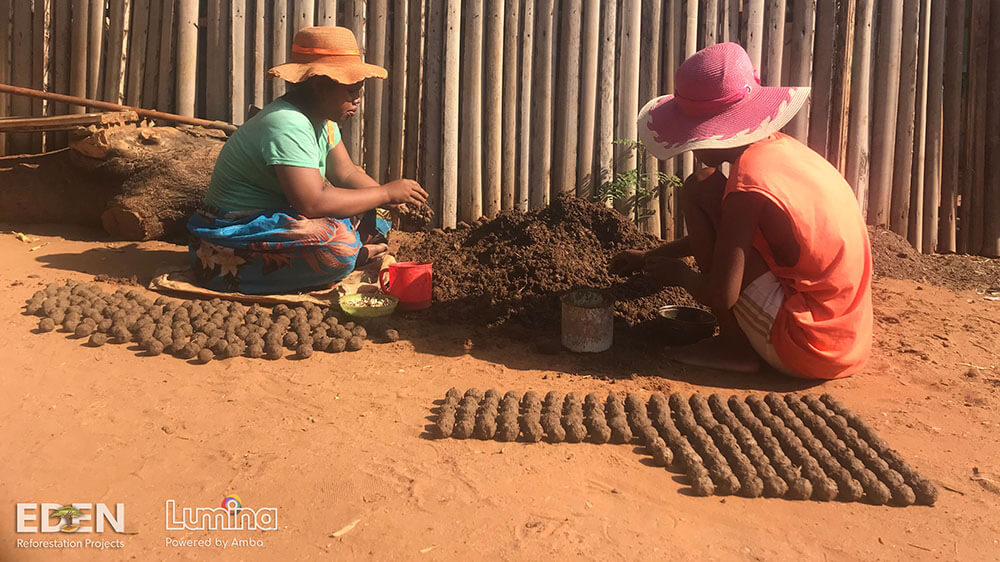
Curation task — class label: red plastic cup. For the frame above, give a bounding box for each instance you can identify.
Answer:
[379,261,433,311]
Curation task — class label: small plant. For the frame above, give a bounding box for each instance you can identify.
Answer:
[595,139,682,228]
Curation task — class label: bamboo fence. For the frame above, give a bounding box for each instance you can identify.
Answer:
[0,0,995,256]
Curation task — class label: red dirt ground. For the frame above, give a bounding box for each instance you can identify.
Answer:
[0,224,998,561]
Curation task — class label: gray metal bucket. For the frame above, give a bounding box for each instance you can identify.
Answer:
[561,289,614,353]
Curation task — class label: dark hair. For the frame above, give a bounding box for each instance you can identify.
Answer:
[285,76,338,96]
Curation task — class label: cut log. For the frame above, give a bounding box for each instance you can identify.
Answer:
[0,112,138,133]
[0,124,224,241]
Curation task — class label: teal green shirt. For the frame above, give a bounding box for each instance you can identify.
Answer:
[204,98,342,211]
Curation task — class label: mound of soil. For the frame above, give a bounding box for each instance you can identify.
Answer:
[868,227,1000,291]
[397,194,698,331]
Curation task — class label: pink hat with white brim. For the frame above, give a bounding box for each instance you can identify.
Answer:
[638,42,810,161]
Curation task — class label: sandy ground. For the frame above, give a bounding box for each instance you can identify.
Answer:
[0,225,998,561]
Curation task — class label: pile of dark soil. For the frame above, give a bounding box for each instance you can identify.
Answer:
[868,227,1000,291]
[397,194,699,331]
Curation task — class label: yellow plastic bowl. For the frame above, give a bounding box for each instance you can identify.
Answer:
[339,292,399,318]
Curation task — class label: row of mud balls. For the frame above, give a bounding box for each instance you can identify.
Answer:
[25,281,401,363]
[436,389,936,505]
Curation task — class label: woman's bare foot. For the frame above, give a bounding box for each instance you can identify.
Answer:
[667,336,761,373]
[356,243,388,268]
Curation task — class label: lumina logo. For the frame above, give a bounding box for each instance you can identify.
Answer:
[16,503,125,533]
[165,497,277,531]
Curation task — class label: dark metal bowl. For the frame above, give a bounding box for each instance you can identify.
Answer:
[657,305,718,345]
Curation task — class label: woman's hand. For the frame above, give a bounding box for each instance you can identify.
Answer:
[608,249,647,275]
[642,257,698,289]
[383,179,429,207]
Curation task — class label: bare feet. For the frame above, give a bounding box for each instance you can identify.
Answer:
[667,336,761,373]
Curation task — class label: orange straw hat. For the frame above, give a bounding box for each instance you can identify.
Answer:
[268,26,387,84]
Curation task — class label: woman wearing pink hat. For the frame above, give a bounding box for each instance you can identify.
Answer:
[614,42,872,380]
[187,26,428,294]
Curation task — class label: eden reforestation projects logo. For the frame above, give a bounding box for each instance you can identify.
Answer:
[15,502,126,550]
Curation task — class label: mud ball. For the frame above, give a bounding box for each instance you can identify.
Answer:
[638,424,660,446]
[589,424,612,444]
[38,318,56,332]
[291,344,311,359]
[811,477,838,501]
[88,332,108,347]
[283,332,299,348]
[691,476,716,496]
[145,340,165,356]
[911,478,937,506]
[347,336,364,351]
[564,421,588,443]
[312,336,329,351]
[436,407,457,437]
[246,344,264,359]
[785,478,813,500]
[520,419,544,442]
[109,325,130,344]
[63,319,80,333]
[264,344,283,360]
[452,417,476,439]
[343,321,355,331]
[649,438,673,467]
[761,476,789,498]
[349,325,367,339]
[177,343,199,359]
[197,348,214,364]
[74,322,95,338]
[327,338,347,353]
[384,329,399,342]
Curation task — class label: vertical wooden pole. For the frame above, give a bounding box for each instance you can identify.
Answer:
[529,0,554,210]
[727,0,739,42]
[442,0,461,227]
[983,0,1000,256]
[9,0,31,154]
[746,0,764,70]
[53,0,73,114]
[617,0,640,218]
[403,0,425,181]
[660,0,679,240]
[293,0,314,31]
[126,0,148,107]
[157,0,177,113]
[595,0,616,202]
[422,0,444,223]
[807,0,833,156]
[387,0,408,182]
[939,0,965,253]
[719,0,730,42]
[828,0,855,173]
[762,0,785,85]
[500,0,520,209]
[319,0,338,25]
[786,0,814,141]
[31,0,45,151]
[889,0,920,239]
[963,0,989,254]
[365,0,387,181]
[682,0,697,185]
[867,0,904,227]
[0,0,8,155]
[460,0,483,221]
[176,0,197,117]
[103,0,127,103]
[88,0,104,100]
[253,0,265,109]
[230,0,246,124]
[641,0,661,236]
[922,0,947,254]
[483,0,504,216]
[552,0,580,197]
[907,0,930,249]
[845,0,873,211]
[70,0,89,115]
[272,0,288,99]
[702,0,718,47]
[343,0,364,160]
[577,0,599,198]
[142,0,162,109]
[207,0,228,120]
[517,0,535,211]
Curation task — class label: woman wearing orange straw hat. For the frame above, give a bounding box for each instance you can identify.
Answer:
[187,26,427,295]
[612,42,872,380]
